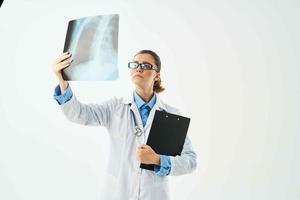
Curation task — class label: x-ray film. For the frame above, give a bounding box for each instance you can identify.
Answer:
[62,14,119,81]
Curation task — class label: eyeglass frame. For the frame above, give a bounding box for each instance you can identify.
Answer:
[128,62,159,72]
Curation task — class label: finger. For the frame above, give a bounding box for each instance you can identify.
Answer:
[136,148,142,154]
[60,64,70,70]
[55,60,72,71]
[57,63,71,71]
[54,59,72,69]
[59,54,72,64]
[60,58,73,65]
[54,53,72,65]
[63,51,70,55]
[141,145,151,151]
[138,144,148,148]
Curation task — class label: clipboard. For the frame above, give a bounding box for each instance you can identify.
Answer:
[140,110,191,171]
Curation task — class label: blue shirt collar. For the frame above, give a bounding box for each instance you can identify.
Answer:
[133,91,157,109]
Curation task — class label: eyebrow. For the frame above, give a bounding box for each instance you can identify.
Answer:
[133,61,153,65]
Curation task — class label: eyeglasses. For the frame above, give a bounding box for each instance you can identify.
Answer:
[128,62,159,71]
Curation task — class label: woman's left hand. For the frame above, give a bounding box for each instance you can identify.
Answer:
[136,144,160,165]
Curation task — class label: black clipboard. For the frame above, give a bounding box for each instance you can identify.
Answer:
[140,110,191,171]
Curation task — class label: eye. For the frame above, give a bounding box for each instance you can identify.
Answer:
[128,62,139,69]
[141,63,152,69]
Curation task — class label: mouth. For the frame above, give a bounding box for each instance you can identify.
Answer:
[133,74,143,78]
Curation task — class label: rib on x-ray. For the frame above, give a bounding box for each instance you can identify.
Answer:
[62,14,119,81]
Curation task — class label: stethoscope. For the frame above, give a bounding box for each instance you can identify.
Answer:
[130,109,144,137]
[129,103,167,137]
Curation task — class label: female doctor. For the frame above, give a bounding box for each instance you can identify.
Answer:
[52,50,197,200]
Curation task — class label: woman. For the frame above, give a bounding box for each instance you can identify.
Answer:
[52,50,197,200]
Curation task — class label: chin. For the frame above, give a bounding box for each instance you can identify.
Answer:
[132,77,141,83]
[132,79,144,87]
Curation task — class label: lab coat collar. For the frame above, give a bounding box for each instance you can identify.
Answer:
[122,92,167,112]
[133,91,157,110]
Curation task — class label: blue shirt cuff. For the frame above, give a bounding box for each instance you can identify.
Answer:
[154,155,171,176]
[53,84,73,105]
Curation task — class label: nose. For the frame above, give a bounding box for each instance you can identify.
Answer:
[136,66,143,72]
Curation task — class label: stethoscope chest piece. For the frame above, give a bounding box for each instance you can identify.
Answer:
[134,126,143,137]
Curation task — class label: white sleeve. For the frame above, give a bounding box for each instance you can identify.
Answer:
[60,94,117,127]
[168,135,197,176]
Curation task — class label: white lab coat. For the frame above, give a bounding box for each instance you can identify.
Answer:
[59,91,197,200]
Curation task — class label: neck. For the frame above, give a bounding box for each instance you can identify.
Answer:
[135,87,154,103]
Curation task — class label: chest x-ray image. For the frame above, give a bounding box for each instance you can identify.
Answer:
[62,14,119,81]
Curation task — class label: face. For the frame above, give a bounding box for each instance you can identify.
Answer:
[130,53,160,90]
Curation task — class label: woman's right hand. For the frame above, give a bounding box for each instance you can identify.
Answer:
[52,52,73,93]
[52,51,73,79]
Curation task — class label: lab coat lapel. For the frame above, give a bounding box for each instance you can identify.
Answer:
[144,94,167,138]
[122,93,146,144]
[122,92,168,144]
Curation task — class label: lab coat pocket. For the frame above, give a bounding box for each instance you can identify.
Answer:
[154,174,169,184]
[153,175,170,200]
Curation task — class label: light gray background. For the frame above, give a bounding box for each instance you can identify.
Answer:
[0,0,299,200]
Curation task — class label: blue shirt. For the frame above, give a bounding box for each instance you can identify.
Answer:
[53,84,171,176]
[133,91,156,127]
[53,84,73,105]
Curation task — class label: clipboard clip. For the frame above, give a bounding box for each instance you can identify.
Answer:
[159,108,167,113]
[158,108,181,121]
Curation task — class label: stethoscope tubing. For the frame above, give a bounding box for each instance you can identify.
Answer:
[130,104,167,137]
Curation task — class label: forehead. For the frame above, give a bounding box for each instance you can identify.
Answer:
[133,53,155,64]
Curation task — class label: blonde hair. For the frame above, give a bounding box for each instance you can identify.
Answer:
[135,50,165,93]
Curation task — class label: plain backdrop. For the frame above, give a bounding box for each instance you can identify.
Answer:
[0,0,299,200]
